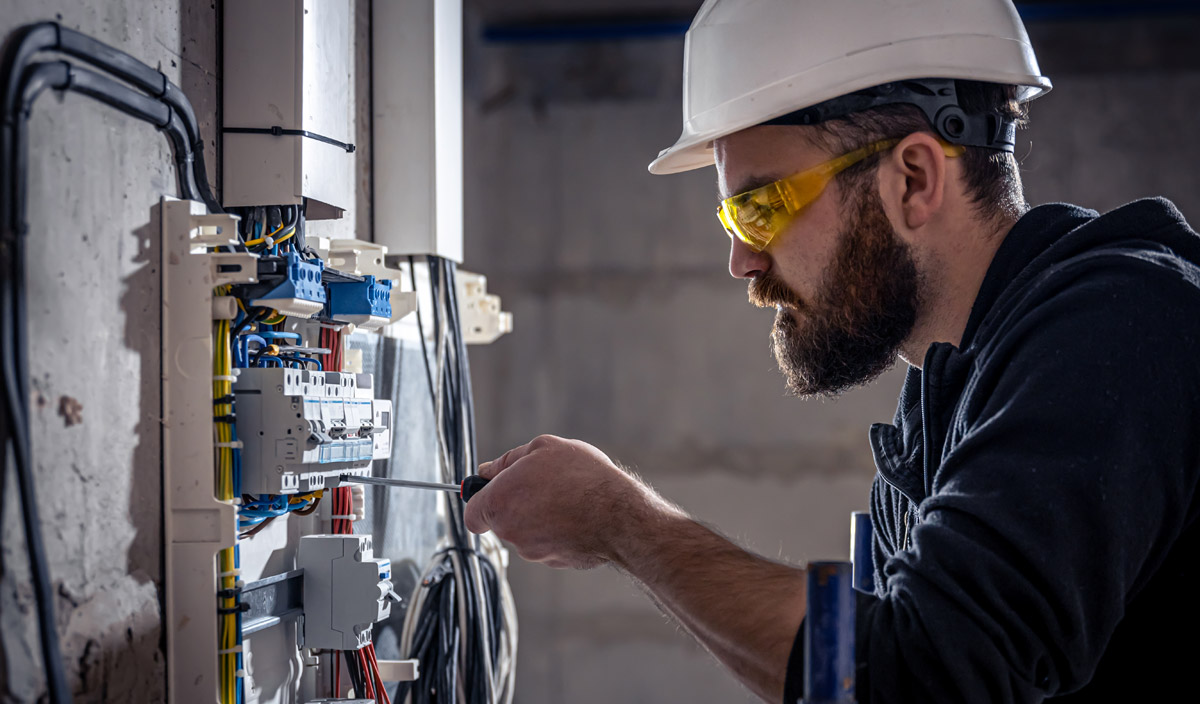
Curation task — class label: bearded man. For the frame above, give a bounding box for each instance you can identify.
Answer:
[463,1,1200,701]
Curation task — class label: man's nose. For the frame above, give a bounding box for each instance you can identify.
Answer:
[729,236,771,279]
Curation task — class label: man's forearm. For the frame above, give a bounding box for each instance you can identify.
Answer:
[610,503,807,703]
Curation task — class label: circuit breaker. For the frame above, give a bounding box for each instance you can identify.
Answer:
[298,535,397,651]
[234,368,392,494]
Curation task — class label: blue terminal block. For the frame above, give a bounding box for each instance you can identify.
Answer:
[326,276,393,330]
[251,252,327,318]
[804,561,856,704]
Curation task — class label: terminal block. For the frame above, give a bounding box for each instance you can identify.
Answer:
[249,252,327,318]
[298,535,397,651]
[326,275,393,330]
[234,368,393,494]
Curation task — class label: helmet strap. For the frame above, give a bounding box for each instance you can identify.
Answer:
[761,78,1017,153]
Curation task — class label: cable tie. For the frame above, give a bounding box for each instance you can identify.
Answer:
[213,374,239,382]
[213,395,236,404]
[217,645,243,655]
[218,568,242,578]
[213,415,237,424]
[215,441,244,449]
[217,587,243,598]
[236,669,247,678]
[217,603,250,615]
[328,514,356,520]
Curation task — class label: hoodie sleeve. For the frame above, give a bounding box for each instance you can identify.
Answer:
[854,257,1200,703]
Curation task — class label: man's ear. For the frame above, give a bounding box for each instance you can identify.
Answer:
[881,132,948,231]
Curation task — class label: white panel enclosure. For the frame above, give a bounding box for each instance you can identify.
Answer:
[372,0,464,261]
[223,0,354,218]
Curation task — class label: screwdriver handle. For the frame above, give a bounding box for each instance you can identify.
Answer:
[460,475,490,502]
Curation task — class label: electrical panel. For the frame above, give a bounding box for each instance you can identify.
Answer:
[161,200,422,703]
[156,1,515,701]
[4,12,514,704]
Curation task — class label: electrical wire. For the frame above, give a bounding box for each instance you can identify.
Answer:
[397,256,517,704]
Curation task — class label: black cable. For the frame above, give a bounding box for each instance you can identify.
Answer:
[0,56,72,704]
[1,22,220,213]
[409,256,438,415]
[342,650,364,697]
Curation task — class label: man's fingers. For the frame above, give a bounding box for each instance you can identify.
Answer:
[463,484,493,534]
[479,436,550,478]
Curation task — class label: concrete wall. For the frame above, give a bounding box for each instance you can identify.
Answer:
[462,12,1200,704]
[0,2,217,702]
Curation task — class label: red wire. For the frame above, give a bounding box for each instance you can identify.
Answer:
[359,648,375,700]
[334,650,341,697]
[332,486,352,535]
[323,328,354,698]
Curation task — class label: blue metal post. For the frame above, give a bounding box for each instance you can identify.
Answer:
[851,512,874,594]
[804,561,855,704]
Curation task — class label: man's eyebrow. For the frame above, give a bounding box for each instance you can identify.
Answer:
[720,173,784,200]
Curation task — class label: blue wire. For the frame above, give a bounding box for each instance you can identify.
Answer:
[237,334,268,368]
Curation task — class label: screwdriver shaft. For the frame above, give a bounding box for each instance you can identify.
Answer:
[340,475,460,493]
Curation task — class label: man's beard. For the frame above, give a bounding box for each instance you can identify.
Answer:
[749,185,922,398]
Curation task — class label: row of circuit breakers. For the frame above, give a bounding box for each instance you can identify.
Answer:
[237,365,391,495]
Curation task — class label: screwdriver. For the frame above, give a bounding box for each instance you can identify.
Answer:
[339,474,490,502]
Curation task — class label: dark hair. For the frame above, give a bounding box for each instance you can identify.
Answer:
[807,81,1029,225]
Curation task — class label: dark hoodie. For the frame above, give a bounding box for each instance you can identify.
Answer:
[784,198,1200,703]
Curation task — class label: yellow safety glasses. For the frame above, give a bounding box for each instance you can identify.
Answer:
[717,138,966,252]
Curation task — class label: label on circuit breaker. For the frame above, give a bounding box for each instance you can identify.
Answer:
[317,439,373,464]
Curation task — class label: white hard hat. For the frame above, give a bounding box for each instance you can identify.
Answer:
[649,0,1052,175]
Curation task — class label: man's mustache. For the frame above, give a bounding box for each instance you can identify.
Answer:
[748,272,806,310]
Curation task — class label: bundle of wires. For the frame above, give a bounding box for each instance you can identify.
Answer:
[329,484,392,703]
[319,325,345,374]
[396,256,518,704]
[217,546,244,704]
[231,204,306,257]
[237,491,321,538]
[213,292,246,703]
[214,292,241,502]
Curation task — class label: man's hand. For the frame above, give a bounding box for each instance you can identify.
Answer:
[464,434,806,703]
[464,434,681,569]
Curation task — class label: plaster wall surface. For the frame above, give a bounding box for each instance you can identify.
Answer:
[463,13,1200,704]
[0,2,217,702]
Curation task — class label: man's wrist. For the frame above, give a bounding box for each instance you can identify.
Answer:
[604,486,692,573]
